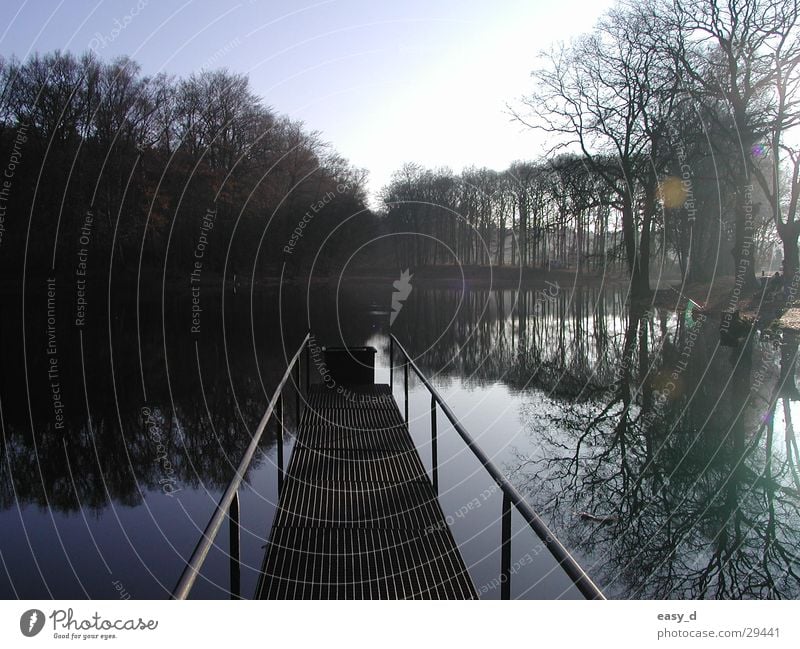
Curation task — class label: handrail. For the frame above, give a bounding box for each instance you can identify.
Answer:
[171,333,310,600]
[389,334,606,600]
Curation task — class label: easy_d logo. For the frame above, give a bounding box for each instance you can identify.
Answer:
[20,609,46,637]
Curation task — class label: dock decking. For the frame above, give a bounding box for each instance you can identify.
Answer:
[257,384,477,599]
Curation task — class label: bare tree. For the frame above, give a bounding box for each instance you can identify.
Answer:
[671,0,800,290]
[515,2,682,297]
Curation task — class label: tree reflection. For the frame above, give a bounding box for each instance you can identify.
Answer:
[508,301,800,599]
[394,284,626,397]
[5,278,799,599]
[0,284,373,513]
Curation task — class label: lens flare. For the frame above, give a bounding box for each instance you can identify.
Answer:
[659,176,688,209]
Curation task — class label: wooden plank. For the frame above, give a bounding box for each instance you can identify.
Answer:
[257,384,477,599]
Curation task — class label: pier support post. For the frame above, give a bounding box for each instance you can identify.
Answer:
[305,340,310,392]
[389,337,394,389]
[294,362,300,421]
[430,395,438,493]
[501,492,512,600]
[404,359,409,422]
[229,490,240,600]
[277,396,284,495]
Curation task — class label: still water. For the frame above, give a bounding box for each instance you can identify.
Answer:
[1,277,799,599]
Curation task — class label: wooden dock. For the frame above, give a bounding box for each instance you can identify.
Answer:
[257,384,477,599]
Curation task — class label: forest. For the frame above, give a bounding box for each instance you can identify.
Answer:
[0,52,372,286]
[1,0,799,305]
[383,0,800,301]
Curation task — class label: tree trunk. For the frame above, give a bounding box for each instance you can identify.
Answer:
[731,184,759,296]
[635,189,654,298]
[519,194,528,267]
[780,221,800,301]
[779,332,800,400]
[622,194,650,298]
[621,195,636,275]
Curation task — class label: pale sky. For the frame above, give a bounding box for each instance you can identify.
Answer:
[0,0,614,201]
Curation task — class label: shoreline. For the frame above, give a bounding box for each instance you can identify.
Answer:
[0,265,635,293]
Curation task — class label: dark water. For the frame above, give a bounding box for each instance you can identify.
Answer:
[1,277,799,599]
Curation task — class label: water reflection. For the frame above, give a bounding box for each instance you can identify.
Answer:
[507,305,800,599]
[0,284,374,598]
[2,278,799,598]
[386,283,800,598]
[392,284,626,394]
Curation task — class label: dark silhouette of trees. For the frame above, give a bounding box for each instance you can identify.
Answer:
[0,51,369,286]
[381,157,631,274]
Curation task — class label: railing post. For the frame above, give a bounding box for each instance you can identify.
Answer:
[277,395,284,496]
[404,358,409,423]
[501,492,511,600]
[389,336,394,389]
[430,395,438,493]
[229,490,240,600]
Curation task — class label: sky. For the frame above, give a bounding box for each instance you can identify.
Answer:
[0,0,614,202]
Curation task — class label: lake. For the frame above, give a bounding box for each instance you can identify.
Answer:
[1,275,798,599]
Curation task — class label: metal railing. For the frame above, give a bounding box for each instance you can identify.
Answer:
[389,334,606,600]
[171,333,310,600]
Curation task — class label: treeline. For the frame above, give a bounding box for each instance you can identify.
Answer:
[383,156,775,277]
[383,158,625,273]
[0,51,371,286]
[383,0,800,298]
